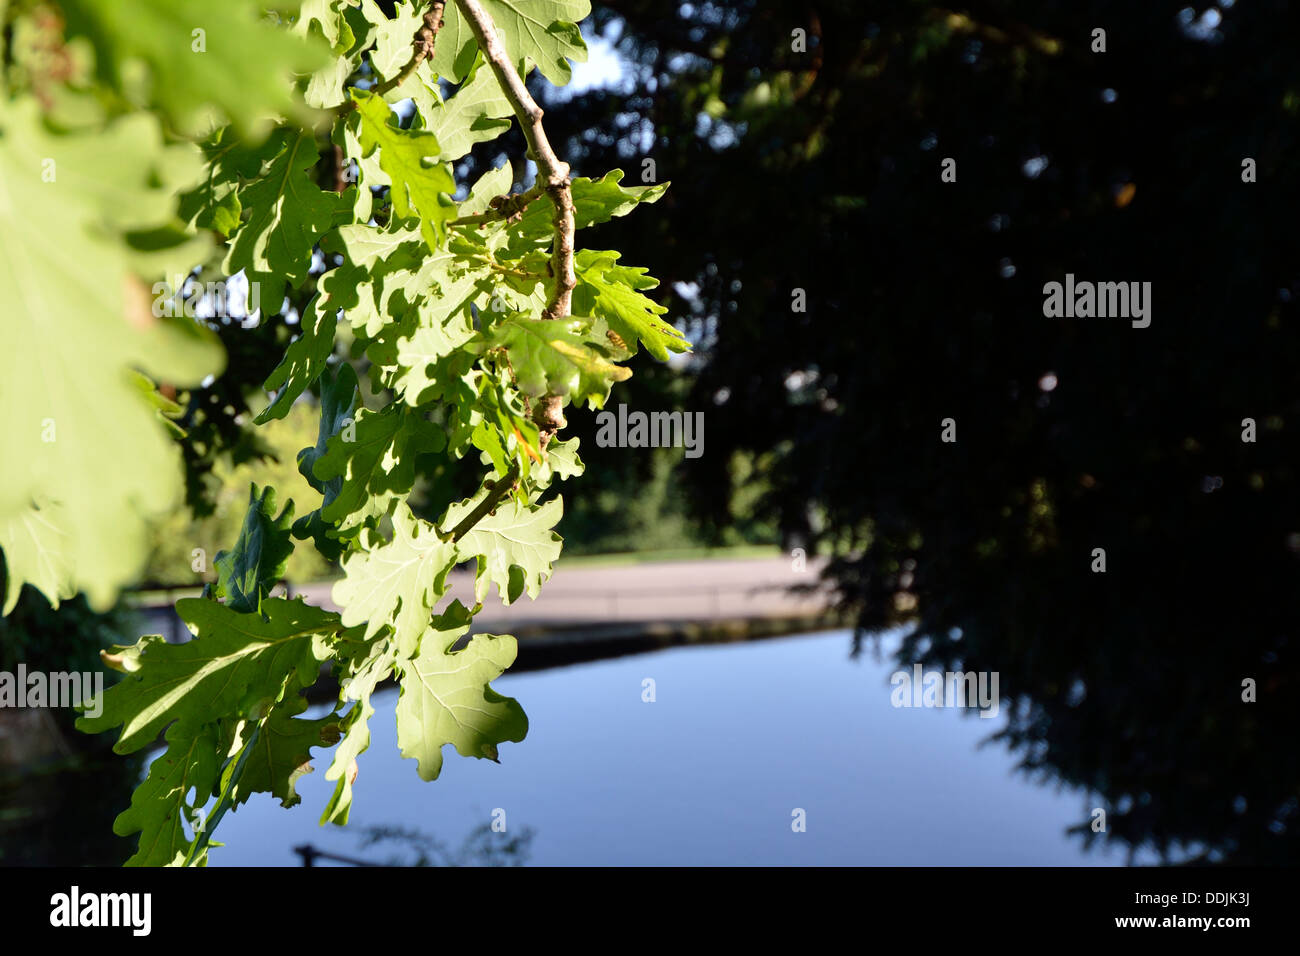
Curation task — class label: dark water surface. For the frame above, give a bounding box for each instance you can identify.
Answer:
[208,630,1125,866]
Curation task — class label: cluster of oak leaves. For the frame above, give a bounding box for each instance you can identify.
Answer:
[0,0,688,865]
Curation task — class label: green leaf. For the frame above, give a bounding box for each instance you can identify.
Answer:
[506,171,668,254]
[467,372,542,477]
[494,314,631,409]
[230,694,341,809]
[60,0,331,139]
[298,363,360,497]
[224,129,352,304]
[392,299,479,405]
[394,602,527,781]
[128,370,185,428]
[306,48,362,109]
[316,180,499,347]
[0,504,75,616]
[320,698,372,824]
[321,631,398,824]
[294,0,359,51]
[327,222,424,273]
[312,403,447,528]
[338,107,387,222]
[177,130,278,236]
[461,161,517,216]
[319,222,489,347]
[531,435,585,491]
[316,223,424,334]
[78,598,337,753]
[255,296,339,424]
[292,362,360,561]
[212,484,296,614]
[387,57,447,126]
[112,722,222,867]
[574,249,691,361]
[332,502,459,657]
[0,99,223,612]
[352,88,458,252]
[363,0,424,81]
[425,64,513,162]
[433,0,591,86]
[444,492,563,604]
[295,0,365,108]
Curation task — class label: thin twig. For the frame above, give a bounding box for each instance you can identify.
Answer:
[452,0,576,322]
[448,463,521,541]
[339,1,446,114]
[447,182,547,227]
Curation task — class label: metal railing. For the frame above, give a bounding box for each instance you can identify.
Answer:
[293,844,381,867]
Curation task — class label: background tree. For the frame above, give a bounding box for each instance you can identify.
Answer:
[551,0,1300,863]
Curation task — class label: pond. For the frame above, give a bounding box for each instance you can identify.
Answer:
[207,629,1126,866]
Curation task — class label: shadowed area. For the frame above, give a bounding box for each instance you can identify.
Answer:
[534,1,1300,864]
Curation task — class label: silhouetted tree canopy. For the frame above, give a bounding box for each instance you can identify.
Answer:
[549,1,1300,864]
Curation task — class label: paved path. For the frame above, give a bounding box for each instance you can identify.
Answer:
[136,555,835,640]
[298,554,831,629]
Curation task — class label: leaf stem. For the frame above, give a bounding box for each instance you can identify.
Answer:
[469,254,542,280]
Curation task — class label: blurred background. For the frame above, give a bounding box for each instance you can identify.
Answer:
[3,0,1299,865]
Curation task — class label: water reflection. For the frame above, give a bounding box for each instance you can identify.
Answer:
[2,601,1148,866]
[321,823,537,867]
[0,749,141,866]
[0,590,142,866]
[209,630,1122,866]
